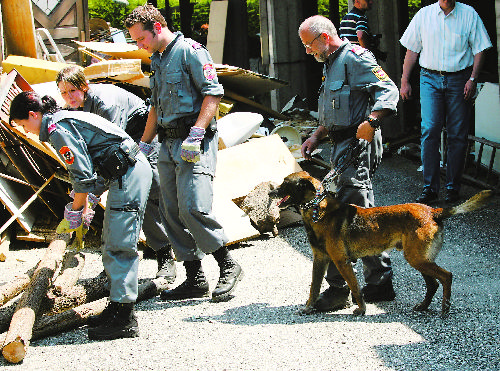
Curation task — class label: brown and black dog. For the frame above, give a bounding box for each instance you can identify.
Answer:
[270,171,493,317]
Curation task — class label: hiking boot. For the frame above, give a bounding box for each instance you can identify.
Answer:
[156,246,177,283]
[416,188,438,204]
[159,260,209,300]
[88,302,139,341]
[313,285,352,312]
[87,300,118,328]
[361,280,396,303]
[212,259,243,302]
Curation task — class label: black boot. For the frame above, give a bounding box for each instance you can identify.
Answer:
[87,302,139,341]
[156,245,177,283]
[87,300,118,328]
[211,247,243,302]
[159,260,209,300]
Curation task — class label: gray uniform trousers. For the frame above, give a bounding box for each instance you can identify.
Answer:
[325,130,393,287]
[157,131,228,262]
[101,152,152,303]
[141,138,170,253]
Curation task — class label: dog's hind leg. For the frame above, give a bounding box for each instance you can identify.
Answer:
[413,273,439,311]
[300,249,330,315]
[412,261,452,317]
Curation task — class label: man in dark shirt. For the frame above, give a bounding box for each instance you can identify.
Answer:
[339,0,373,48]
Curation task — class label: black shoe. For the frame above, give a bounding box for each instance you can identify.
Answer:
[159,279,210,300]
[160,260,209,300]
[88,302,139,341]
[361,280,396,303]
[313,285,352,312]
[445,189,460,203]
[156,246,177,283]
[416,189,438,204]
[212,259,243,302]
[87,300,118,328]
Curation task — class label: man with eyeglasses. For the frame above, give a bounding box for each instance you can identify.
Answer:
[298,15,399,312]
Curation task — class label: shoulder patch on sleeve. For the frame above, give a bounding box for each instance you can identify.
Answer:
[372,66,389,81]
[350,45,366,55]
[192,42,203,50]
[48,122,57,134]
[203,63,216,80]
[59,146,75,165]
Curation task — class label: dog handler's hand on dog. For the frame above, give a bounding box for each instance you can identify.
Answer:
[301,126,328,160]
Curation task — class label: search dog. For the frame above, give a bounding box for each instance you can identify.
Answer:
[269,171,493,317]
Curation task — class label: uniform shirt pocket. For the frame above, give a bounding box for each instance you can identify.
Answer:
[326,80,351,127]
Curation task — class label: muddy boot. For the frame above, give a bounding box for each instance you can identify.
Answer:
[87,302,139,341]
[313,285,352,312]
[211,247,243,302]
[159,260,209,300]
[361,279,396,303]
[87,300,118,328]
[156,245,177,283]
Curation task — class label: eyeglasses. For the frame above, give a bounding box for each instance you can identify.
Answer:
[303,33,322,49]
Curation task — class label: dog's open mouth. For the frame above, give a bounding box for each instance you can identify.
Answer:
[277,195,290,207]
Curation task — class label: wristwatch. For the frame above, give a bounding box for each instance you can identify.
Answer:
[366,116,381,129]
[469,77,476,82]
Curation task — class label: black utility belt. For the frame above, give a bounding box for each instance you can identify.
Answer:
[328,125,358,142]
[96,139,140,181]
[157,115,217,142]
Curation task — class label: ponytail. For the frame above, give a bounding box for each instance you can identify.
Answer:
[9,91,60,123]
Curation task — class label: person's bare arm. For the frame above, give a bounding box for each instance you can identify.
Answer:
[400,49,419,101]
[464,51,486,100]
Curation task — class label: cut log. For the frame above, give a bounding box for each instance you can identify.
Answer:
[0,265,38,306]
[0,276,109,333]
[29,277,170,341]
[52,251,85,293]
[1,233,70,364]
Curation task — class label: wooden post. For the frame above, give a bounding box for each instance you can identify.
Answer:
[1,234,70,364]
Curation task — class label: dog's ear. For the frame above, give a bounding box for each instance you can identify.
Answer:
[296,176,316,196]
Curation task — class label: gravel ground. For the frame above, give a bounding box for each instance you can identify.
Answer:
[0,152,499,371]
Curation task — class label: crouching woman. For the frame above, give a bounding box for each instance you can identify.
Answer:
[9,91,152,341]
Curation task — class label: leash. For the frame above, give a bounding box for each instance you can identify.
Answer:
[301,138,367,222]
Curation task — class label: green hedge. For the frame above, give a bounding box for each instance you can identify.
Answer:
[89,0,420,41]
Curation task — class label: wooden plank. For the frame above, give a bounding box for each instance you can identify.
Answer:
[214,134,302,200]
[0,231,10,262]
[0,177,36,233]
[74,41,153,66]
[206,0,228,64]
[212,135,302,243]
[1,0,37,58]
[212,197,259,245]
[1,56,70,85]
[0,70,67,168]
[83,59,145,82]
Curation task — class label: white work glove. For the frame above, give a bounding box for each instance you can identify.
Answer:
[180,127,205,163]
[56,203,85,251]
[139,141,154,157]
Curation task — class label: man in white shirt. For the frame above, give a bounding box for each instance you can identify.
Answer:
[400,0,492,204]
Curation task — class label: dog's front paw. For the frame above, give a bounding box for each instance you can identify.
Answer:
[352,306,366,316]
[297,305,315,315]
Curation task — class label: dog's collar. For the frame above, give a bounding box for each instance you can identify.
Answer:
[300,189,327,222]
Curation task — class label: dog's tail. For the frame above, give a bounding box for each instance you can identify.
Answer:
[439,190,494,220]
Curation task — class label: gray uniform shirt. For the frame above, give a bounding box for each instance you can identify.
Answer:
[319,41,398,130]
[149,32,224,127]
[40,110,133,194]
[83,84,148,140]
